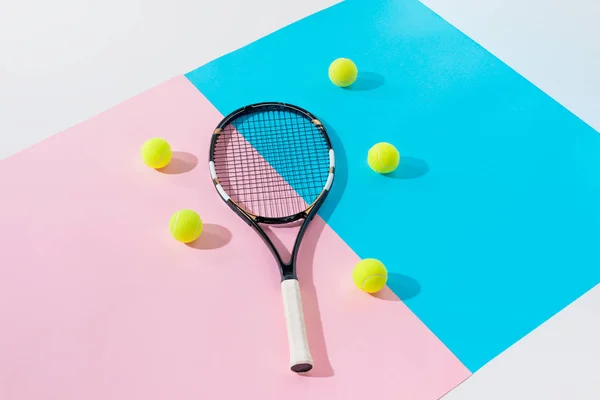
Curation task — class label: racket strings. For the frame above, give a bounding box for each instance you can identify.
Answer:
[212,108,330,219]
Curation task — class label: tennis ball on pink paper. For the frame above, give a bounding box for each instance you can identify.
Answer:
[352,258,388,293]
[141,138,172,169]
[328,58,358,88]
[169,209,203,243]
[367,142,400,174]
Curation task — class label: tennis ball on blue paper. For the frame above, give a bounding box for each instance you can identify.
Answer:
[140,138,172,169]
[367,142,400,174]
[328,58,358,88]
[169,209,203,243]
[352,258,388,293]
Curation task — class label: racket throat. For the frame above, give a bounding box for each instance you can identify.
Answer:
[282,272,298,281]
[280,262,298,281]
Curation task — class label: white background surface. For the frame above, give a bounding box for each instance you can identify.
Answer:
[1,0,598,398]
[0,0,340,159]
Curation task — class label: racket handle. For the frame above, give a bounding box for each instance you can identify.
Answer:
[281,279,313,373]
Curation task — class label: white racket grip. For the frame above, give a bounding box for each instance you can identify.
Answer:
[281,279,313,372]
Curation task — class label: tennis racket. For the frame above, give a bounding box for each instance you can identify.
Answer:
[208,102,335,373]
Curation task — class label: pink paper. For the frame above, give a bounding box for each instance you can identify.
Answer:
[0,76,470,400]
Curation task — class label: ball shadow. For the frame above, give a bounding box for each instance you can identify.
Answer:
[370,273,421,302]
[387,157,429,179]
[386,273,421,301]
[158,151,198,174]
[348,71,385,91]
[186,223,232,250]
[369,286,401,301]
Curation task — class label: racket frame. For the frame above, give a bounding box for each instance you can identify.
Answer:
[208,102,335,281]
[208,102,335,373]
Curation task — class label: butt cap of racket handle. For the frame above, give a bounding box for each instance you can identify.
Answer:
[281,279,313,373]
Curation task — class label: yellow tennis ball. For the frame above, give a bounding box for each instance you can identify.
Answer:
[367,142,400,174]
[352,258,388,293]
[328,58,358,88]
[169,209,203,243]
[141,138,172,169]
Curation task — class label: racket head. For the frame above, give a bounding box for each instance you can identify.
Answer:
[208,102,335,224]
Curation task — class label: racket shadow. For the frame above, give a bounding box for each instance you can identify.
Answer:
[264,221,335,378]
[317,118,348,221]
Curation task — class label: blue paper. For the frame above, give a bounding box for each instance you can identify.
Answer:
[187,0,600,371]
